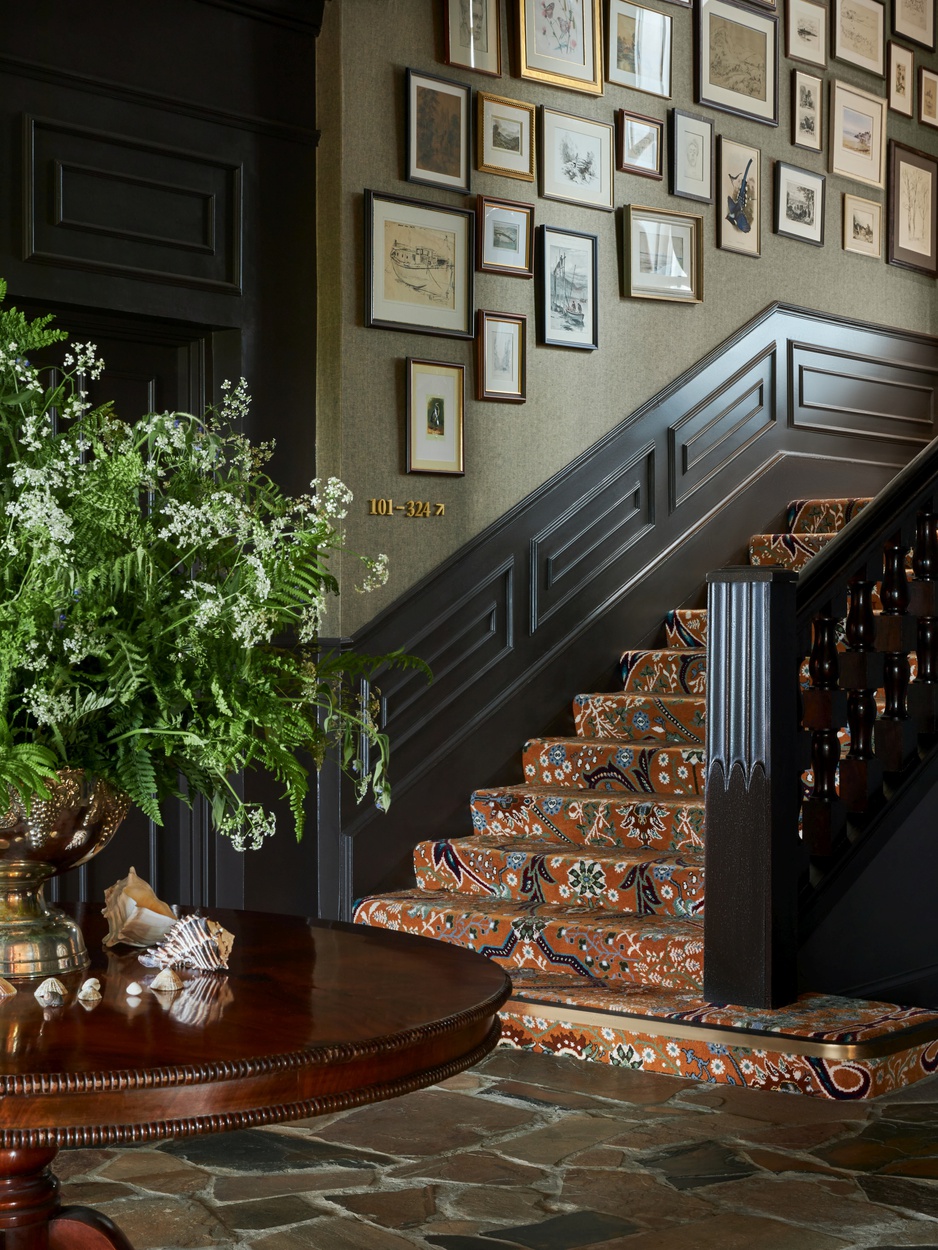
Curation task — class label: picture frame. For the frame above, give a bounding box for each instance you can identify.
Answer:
[607,0,673,96]
[625,204,704,302]
[537,224,599,349]
[477,195,534,275]
[888,139,938,276]
[669,109,714,202]
[696,0,779,126]
[832,0,885,75]
[406,69,472,195]
[787,0,828,66]
[843,192,883,257]
[477,92,536,180]
[792,69,823,151]
[830,79,886,189]
[888,41,915,115]
[476,310,527,402]
[920,66,938,125]
[517,0,603,94]
[893,0,935,49]
[406,358,466,475]
[774,161,826,245]
[717,136,761,256]
[616,109,664,179]
[365,189,475,339]
[444,0,502,76]
[540,106,614,211]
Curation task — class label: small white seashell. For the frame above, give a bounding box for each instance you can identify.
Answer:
[149,967,183,994]
[102,867,177,948]
[77,978,102,1002]
[34,977,66,1006]
[138,914,234,972]
[125,981,143,996]
[0,977,16,998]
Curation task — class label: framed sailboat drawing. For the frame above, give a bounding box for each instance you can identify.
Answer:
[365,190,475,338]
[537,225,599,349]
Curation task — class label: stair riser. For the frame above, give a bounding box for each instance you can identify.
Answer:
[749,533,834,570]
[414,841,705,917]
[523,743,706,795]
[574,695,705,745]
[786,498,870,534]
[663,610,707,649]
[470,792,705,851]
[353,896,704,990]
[620,651,706,694]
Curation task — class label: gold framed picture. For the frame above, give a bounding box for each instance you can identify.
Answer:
[517,0,603,94]
[406,358,466,474]
[477,92,536,180]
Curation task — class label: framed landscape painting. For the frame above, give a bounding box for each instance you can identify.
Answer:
[787,0,828,65]
[477,195,534,275]
[517,0,603,94]
[444,0,502,75]
[537,225,599,349]
[718,136,760,256]
[774,162,826,245]
[830,80,886,189]
[607,0,673,96]
[792,69,823,152]
[696,0,779,125]
[893,0,935,49]
[843,193,882,257]
[833,0,885,75]
[477,92,536,180]
[406,69,471,194]
[540,106,614,210]
[888,140,938,276]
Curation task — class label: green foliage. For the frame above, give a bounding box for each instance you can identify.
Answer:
[0,288,428,850]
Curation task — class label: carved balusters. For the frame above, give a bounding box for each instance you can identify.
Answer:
[801,610,846,856]
[874,535,918,771]
[909,511,938,736]
[838,577,883,811]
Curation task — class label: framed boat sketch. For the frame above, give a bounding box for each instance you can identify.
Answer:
[843,193,882,257]
[540,106,614,210]
[607,0,673,96]
[792,69,823,152]
[517,0,603,94]
[669,109,713,202]
[774,162,826,245]
[406,359,465,475]
[832,0,885,75]
[888,41,915,115]
[537,225,599,349]
[696,0,779,126]
[787,0,828,65]
[893,0,935,49]
[625,205,703,302]
[617,109,664,178]
[406,69,471,194]
[477,195,534,275]
[830,80,886,188]
[365,190,475,339]
[476,310,527,402]
[717,136,760,257]
[477,92,535,181]
[888,140,938,276]
[920,67,938,125]
[444,0,502,75]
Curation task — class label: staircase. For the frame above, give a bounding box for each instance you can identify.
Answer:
[354,495,938,1099]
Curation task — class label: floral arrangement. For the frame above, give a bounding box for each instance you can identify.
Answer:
[0,281,423,849]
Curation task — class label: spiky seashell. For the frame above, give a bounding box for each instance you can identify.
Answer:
[170,976,234,1027]
[0,977,16,998]
[34,977,66,1006]
[77,978,101,1002]
[138,914,234,972]
[102,867,177,948]
[149,967,183,994]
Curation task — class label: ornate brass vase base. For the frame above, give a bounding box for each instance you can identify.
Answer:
[0,897,90,979]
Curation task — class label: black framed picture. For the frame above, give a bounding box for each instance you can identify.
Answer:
[405,69,471,195]
[696,0,779,125]
[774,161,826,246]
[669,108,714,201]
[537,224,599,350]
[888,139,938,276]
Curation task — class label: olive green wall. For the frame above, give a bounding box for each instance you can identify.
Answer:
[316,0,938,635]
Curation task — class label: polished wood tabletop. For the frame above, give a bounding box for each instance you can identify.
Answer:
[0,907,511,1248]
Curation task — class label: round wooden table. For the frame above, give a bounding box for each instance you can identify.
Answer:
[0,907,511,1249]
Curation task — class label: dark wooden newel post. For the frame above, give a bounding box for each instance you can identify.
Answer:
[704,568,800,1008]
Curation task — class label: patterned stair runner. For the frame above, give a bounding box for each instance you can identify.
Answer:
[355,496,938,1098]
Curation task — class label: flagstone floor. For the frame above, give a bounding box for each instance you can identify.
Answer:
[59,1048,938,1250]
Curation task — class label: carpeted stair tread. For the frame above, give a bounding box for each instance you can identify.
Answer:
[749,531,837,570]
[663,608,707,649]
[573,694,705,745]
[522,739,706,794]
[619,649,706,694]
[787,498,871,534]
[470,787,705,850]
[413,836,704,916]
[353,891,704,989]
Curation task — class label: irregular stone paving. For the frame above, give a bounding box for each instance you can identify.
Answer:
[58,1048,938,1249]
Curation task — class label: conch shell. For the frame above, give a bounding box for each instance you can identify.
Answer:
[102,867,177,948]
[138,914,234,972]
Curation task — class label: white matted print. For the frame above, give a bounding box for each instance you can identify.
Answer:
[830,80,886,189]
[478,93,536,181]
[894,0,935,49]
[607,0,673,96]
[888,42,914,115]
[625,205,703,301]
[540,106,614,210]
[518,0,603,93]
[538,224,599,349]
[477,196,534,275]
[833,0,885,75]
[696,0,779,125]
[445,0,502,75]
[669,109,714,201]
[617,110,664,178]
[787,0,828,65]
[406,359,465,475]
[718,136,761,256]
[775,161,826,245]
[477,310,526,402]
[792,69,823,151]
[921,67,938,125]
[843,193,882,256]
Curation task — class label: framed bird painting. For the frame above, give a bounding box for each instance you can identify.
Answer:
[718,136,761,257]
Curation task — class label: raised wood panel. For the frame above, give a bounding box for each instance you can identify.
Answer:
[670,344,776,510]
[24,116,242,292]
[789,342,938,445]
[530,447,655,634]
